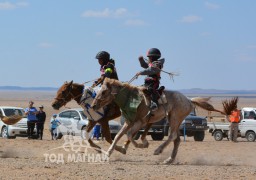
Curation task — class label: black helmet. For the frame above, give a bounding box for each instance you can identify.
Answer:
[95,51,110,61]
[147,48,161,59]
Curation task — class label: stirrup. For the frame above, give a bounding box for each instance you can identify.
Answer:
[150,101,158,111]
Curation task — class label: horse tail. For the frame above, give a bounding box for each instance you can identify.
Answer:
[191,97,224,114]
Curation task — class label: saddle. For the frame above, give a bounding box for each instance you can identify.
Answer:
[157,86,167,105]
[79,87,104,121]
[143,86,167,105]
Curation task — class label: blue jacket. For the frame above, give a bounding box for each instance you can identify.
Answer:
[51,119,60,129]
[24,107,38,121]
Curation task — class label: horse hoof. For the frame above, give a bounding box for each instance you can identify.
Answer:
[120,148,126,154]
[96,149,102,154]
[107,152,110,157]
[137,144,145,148]
[163,158,174,165]
[115,146,126,154]
[144,142,149,148]
[91,147,102,153]
[153,148,162,155]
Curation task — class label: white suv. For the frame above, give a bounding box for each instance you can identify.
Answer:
[51,108,121,139]
[0,106,35,139]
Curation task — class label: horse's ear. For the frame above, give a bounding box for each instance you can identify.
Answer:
[68,80,73,86]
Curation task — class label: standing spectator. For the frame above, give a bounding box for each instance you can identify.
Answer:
[36,105,46,140]
[228,107,241,142]
[24,101,38,139]
[92,123,101,140]
[50,114,61,140]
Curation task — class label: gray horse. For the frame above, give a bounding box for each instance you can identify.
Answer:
[91,78,222,164]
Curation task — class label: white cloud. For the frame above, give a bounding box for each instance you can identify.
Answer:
[205,2,220,10]
[16,2,29,7]
[247,45,256,49]
[124,19,147,26]
[0,2,15,10]
[201,32,211,37]
[153,0,164,5]
[238,54,255,62]
[81,8,128,18]
[180,15,203,23]
[38,42,54,48]
[0,1,29,10]
[95,32,104,36]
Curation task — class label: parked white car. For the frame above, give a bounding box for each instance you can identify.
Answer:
[0,106,35,139]
[50,108,121,139]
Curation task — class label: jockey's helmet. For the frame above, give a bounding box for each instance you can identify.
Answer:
[95,51,110,62]
[147,48,161,60]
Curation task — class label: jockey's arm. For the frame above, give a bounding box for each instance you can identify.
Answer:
[138,56,149,68]
[92,63,115,87]
[139,66,161,76]
[92,76,104,87]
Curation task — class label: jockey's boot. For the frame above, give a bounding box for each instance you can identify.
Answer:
[150,93,159,111]
[150,100,158,111]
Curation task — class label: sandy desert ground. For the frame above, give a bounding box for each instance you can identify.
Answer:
[0,91,256,180]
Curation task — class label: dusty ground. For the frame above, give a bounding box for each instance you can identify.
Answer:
[0,91,256,180]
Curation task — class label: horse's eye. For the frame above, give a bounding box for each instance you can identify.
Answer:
[102,91,106,96]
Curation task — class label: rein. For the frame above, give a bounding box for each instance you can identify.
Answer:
[127,75,138,84]
[55,85,84,105]
[56,79,97,104]
[82,79,98,85]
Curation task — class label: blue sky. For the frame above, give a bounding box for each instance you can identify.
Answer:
[0,1,255,90]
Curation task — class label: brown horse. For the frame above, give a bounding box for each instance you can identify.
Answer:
[91,78,222,164]
[51,81,126,154]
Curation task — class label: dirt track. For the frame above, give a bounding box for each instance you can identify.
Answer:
[1,134,256,179]
[0,91,256,179]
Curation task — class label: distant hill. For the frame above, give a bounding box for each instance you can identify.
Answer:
[178,88,256,94]
[1,86,256,94]
[0,86,58,91]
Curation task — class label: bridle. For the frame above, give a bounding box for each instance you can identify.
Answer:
[54,84,84,107]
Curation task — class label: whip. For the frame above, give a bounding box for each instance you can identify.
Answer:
[143,58,179,82]
[127,74,139,84]
[82,79,98,85]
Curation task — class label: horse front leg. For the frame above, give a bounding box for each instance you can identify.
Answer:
[86,120,101,151]
[106,122,132,157]
[154,121,181,164]
[163,135,180,164]
[100,120,126,154]
[154,128,178,155]
[139,123,152,148]
[126,121,147,148]
[122,123,152,151]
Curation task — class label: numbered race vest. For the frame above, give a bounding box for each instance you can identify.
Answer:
[79,87,104,121]
[229,110,240,123]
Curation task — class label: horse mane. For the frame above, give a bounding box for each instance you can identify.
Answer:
[64,81,84,89]
[104,78,145,92]
[72,83,84,88]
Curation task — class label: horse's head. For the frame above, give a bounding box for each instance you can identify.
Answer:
[91,78,118,111]
[52,81,84,110]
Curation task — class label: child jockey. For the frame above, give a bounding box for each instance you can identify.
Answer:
[92,51,118,87]
[136,48,165,111]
